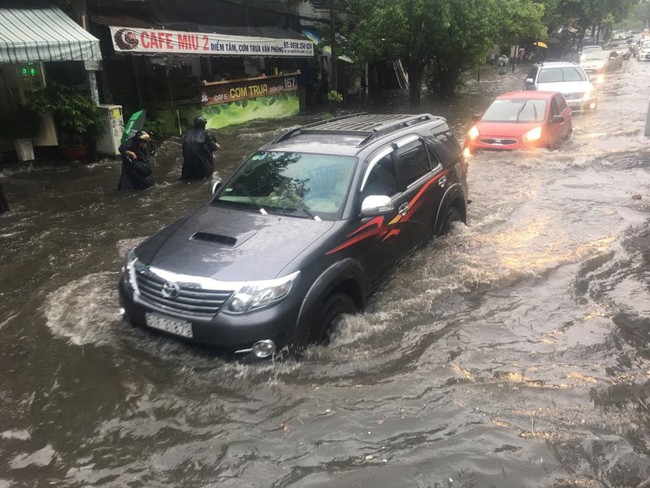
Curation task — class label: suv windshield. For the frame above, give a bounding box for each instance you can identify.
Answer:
[217,151,357,220]
[538,67,587,83]
[482,98,548,123]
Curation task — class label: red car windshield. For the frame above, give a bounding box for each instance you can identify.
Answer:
[482,99,548,123]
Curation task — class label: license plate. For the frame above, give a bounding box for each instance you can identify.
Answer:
[145,313,193,338]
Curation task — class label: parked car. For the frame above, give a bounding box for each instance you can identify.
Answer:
[606,40,631,60]
[524,62,597,111]
[638,39,650,61]
[464,91,572,154]
[580,45,602,55]
[580,36,597,49]
[580,49,623,82]
[119,113,469,359]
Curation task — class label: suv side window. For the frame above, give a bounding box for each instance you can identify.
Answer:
[361,153,398,199]
[395,140,431,187]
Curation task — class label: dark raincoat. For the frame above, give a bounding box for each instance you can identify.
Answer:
[117,137,154,191]
[180,129,218,180]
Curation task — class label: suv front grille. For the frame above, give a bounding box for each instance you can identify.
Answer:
[134,263,233,318]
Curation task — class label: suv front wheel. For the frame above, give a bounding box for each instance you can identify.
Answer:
[316,293,358,345]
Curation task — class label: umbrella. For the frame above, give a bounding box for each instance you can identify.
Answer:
[534,41,548,48]
[121,109,147,144]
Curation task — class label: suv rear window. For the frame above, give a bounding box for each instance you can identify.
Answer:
[538,67,587,83]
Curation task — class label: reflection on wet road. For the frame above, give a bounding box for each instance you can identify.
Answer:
[1,60,649,487]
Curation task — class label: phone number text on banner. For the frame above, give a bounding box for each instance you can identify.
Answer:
[110,27,314,57]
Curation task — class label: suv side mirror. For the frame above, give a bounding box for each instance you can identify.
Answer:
[361,195,394,216]
[525,78,534,85]
[211,179,222,194]
[550,115,565,124]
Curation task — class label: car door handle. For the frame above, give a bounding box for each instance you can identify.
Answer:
[398,202,410,215]
[438,176,447,187]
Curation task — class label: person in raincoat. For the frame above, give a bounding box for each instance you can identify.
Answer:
[117,130,155,191]
[180,116,220,180]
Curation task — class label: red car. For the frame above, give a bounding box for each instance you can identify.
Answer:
[464,91,572,154]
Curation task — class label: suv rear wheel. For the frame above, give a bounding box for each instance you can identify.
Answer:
[436,206,462,236]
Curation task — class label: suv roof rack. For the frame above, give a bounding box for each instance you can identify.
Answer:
[274,113,437,147]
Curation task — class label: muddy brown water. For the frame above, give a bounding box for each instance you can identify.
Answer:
[1,61,649,487]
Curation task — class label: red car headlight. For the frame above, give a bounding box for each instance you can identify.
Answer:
[522,126,543,142]
[468,125,480,140]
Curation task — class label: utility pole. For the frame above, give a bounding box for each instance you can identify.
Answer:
[329,0,338,93]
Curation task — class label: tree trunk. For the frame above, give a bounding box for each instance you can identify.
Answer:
[407,63,423,106]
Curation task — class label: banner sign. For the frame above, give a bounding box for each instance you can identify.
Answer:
[110,26,314,57]
[200,74,298,106]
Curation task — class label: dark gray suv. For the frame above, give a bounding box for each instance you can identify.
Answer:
[119,113,469,359]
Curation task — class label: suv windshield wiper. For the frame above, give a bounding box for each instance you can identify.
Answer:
[219,188,268,215]
[291,203,321,221]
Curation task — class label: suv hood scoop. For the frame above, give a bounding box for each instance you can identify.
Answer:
[190,230,255,247]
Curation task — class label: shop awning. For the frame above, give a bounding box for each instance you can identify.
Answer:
[301,29,353,63]
[0,7,102,64]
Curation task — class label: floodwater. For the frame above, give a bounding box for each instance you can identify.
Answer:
[1,60,649,488]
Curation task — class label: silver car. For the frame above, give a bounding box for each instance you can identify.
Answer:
[524,62,598,111]
[580,50,623,82]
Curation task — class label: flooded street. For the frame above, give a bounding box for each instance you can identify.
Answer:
[1,60,649,487]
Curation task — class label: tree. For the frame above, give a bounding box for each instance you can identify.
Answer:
[540,0,642,39]
[338,0,545,103]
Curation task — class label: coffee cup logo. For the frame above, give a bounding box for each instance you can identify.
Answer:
[114,29,139,50]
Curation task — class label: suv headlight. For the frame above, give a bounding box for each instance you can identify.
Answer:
[224,271,299,314]
[124,249,137,288]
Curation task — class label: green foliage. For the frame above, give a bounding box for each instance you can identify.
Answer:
[0,106,42,140]
[540,0,641,34]
[28,82,103,141]
[338,0,546,100]
[327,90,344,103]
[615,0,650,30]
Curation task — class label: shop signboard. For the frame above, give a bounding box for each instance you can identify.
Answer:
[200,73,298,106]
[110,26,314,58]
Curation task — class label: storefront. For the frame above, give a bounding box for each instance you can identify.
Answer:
[105,24,314,132]
[0,6,102,157]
